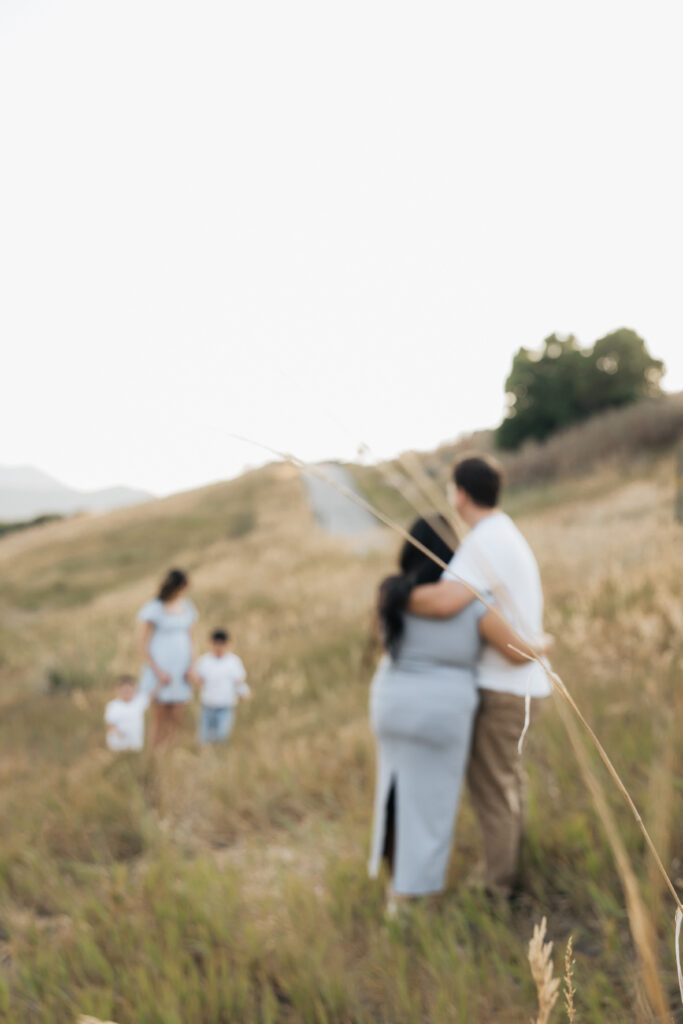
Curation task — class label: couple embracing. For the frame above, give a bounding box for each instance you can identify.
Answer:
[369,455,550,908]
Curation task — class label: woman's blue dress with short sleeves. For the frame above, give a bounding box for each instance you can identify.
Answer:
[138,598,197,704]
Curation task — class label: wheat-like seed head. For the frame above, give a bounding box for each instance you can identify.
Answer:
[564,935,577,1024]
[528,917,560,1024]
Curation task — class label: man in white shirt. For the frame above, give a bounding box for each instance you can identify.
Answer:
[194,629,250,744]
[105,675,152,751]
[409,455,549,899]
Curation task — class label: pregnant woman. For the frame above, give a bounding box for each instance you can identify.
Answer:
[138,568,197,749]
[368,516,534,908]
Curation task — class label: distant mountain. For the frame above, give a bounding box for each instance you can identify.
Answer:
[0,465,69,492]
[0,465,153,522]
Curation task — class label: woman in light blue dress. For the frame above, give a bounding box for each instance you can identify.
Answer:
[369,517,532,902]
[138,568,198,748]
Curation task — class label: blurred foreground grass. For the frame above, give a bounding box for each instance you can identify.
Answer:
[0,455,682,1022]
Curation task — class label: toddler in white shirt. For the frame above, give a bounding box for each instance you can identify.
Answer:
[105,675,154,751]
[194,629,250,744]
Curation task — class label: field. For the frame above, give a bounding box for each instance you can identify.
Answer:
[0,429,682,1022]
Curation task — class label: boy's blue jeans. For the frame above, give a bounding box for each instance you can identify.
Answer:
[199,705,234,744]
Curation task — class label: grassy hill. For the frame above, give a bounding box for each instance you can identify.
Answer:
[0,407,682,1023]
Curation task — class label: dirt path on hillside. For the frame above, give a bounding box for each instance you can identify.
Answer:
[302,463,379,537]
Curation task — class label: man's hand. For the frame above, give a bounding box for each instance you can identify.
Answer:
[536,633,554,656]
[408,580,475,618]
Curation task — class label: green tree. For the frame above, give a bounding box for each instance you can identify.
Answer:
[496,328,664,450]
[591,328,664,405]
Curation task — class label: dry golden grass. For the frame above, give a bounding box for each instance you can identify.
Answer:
[1,440,682,1022]
[528,917,560,1024]
[555,697,671,1019]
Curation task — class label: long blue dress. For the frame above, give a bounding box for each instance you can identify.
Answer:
[368,601,486,896]
[138,598,198,704]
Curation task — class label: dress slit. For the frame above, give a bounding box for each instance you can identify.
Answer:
[382,777,397,872]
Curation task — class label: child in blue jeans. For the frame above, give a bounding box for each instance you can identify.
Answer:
[194,629,250,744]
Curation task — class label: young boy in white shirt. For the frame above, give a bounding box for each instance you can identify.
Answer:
[104,675,154,751]
[194,629,250,744]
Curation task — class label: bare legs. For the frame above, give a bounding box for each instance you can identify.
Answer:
[149,701,185,750]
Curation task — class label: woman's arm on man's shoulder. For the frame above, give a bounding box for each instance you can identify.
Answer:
[407,580,475,618]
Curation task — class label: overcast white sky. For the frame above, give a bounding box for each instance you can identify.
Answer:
[2,0,682,495]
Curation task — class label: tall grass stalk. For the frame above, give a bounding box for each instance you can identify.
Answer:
[395,448,465,539]
[676,909,683,1006]
[646,655,678,907]
[554,696,670,1018]
[564,936,577,1024]
[373,454,461,551]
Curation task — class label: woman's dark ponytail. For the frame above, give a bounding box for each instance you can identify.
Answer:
[377,516,456,660]
[378,574,416,659]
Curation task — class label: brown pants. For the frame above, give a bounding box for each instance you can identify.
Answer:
[467,690,539,898]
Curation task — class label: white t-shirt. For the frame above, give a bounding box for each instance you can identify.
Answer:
[104,693,150,751]
[195,652,249,708]
[444,512,550,698]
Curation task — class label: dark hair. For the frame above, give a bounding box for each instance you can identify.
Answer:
[158,568,188,603]
[211,629,229,643]
[118,674,135,686]
[378,516,457,659]
[453,455,503,508]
